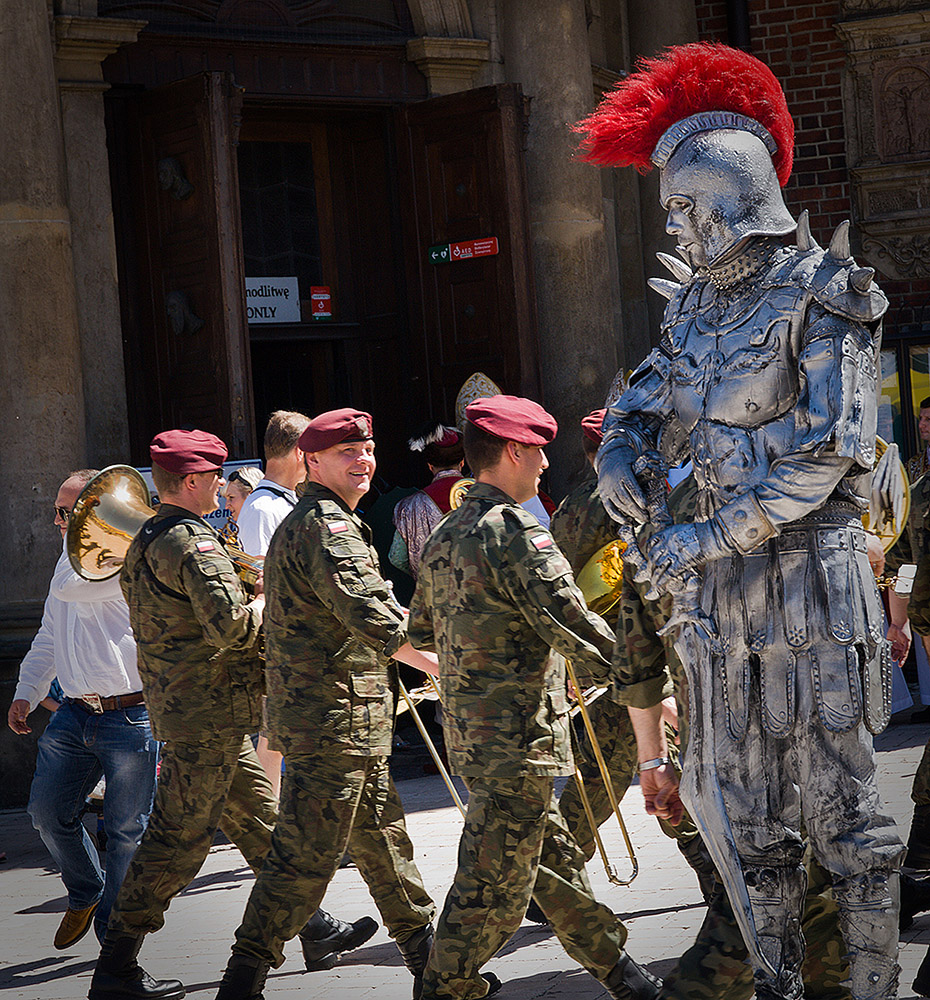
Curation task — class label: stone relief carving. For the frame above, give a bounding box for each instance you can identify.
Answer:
[166,290,205,335]
[837,8,930,279]
[157,157,193,200]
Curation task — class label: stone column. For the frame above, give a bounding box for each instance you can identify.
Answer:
[54,14,145,467]
[0,0,86,604]
[501,0,620,493]
[628,0,698,342]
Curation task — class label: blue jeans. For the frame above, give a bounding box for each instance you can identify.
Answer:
[27,700,159,941]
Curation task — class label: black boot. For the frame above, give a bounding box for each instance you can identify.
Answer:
[915,944,930,997]
[600,951,661,1000]
[902,872,930,930]
[397,924,433,1000]
[908,805,930,870]
[87,932,185,1000]
[677,835,720,903]
[298,908,378,971]
[524,898,548,924]
[214,954,269,1000]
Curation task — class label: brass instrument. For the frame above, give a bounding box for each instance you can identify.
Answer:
[67,464,263,585]
[448,478,475,510]
[865,436,910,553]
[565,657,639,886]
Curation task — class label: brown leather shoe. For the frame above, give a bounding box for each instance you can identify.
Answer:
[54,900,99,949]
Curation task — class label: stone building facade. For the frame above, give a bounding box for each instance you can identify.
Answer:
[3,0,930,804]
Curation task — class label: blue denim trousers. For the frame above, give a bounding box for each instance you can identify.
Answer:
[27,700,159,941]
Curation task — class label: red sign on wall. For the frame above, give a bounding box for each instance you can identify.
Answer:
[450,237,499,260]
[310,286,332,320]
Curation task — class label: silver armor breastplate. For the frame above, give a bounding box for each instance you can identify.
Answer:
[664,271,804,500]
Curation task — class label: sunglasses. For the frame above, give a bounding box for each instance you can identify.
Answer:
[54,506,71,520]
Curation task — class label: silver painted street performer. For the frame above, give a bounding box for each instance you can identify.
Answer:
[575,43,905,1000]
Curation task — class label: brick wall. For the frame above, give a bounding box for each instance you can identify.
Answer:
[694,1,930,341]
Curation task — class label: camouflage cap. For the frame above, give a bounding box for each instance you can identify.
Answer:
[465,395,557,446]
[150,428,228,474]
[298,408,373,453]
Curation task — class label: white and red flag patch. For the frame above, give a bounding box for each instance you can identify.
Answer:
[328,520,349,534]
[196,540,215,553]
[530,534,553,550]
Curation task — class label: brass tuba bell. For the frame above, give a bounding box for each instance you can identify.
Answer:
[66,464,263,586]
[67,466,155,581]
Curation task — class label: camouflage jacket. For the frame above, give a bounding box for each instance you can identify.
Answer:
[119,504,264,742]
[408,482,616,778]
[263,482,407,756]
[549,475,616,576]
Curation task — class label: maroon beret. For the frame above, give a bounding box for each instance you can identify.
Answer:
[298,408,373,453]
[465,395,558,446]
[150,429,228,475]
[581,408,607,444]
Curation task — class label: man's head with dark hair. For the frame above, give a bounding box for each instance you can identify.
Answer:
[409,422,464,471]
[264,410,311,461]
[463,421,507,476]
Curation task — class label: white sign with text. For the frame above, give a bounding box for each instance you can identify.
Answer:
[245,277,300,324]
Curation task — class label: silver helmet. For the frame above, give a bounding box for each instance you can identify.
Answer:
[658,126,796,268]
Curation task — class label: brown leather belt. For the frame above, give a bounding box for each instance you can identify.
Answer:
[69,692,145,714]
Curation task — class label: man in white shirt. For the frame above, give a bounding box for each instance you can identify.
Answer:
[235,410,310,558]
[235,410,310,798]
[7,470,158,950]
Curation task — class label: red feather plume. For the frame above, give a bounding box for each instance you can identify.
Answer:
[574,42,794,186]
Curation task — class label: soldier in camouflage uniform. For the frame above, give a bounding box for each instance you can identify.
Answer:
[408,395,673,1000]
[545,410,716,902]
[88,430,374,1000]
[214,409,438,1000]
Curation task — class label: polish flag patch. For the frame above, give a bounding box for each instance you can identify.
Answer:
[328,520,349,534]
[530,534,553,550]
[196,540,215,552]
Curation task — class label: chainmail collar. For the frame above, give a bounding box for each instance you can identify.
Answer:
[705,236,784,291]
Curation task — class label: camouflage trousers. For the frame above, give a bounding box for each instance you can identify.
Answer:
[421,774,627,999]
[109,733,277,935]
[661,852,850,1000]
[232,752,434,967]
[558,697,700,861]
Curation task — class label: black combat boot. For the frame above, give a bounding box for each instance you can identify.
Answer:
[397,924,434,999]
[908,805,930,870]
[600,951,661,1000]
[397,924,501,1000]
[901,872,930,930]
[524,898,548,924]
[214,954,270,1000]
[297,908,378,971]
[677,835,720,903]
[87,932,185,1000]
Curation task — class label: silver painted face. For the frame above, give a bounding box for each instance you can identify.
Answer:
[659,129,796,267]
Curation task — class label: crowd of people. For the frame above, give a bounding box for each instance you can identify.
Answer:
[12,38,930,1000]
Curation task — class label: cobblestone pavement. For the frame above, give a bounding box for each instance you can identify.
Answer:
[2,718,929,1000]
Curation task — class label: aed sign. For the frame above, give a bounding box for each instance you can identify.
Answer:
[428,236,499,264]
[310,286,332,320]
[245,277,300,324]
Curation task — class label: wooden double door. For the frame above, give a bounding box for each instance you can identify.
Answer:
[112,74,540,482]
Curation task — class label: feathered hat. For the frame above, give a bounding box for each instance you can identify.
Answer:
[574,42,794,186]
[408,421,464,467]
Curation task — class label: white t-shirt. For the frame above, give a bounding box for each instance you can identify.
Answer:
[235,479,298,556]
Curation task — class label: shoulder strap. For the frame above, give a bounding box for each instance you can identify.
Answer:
[136,516,203,602]
[251,484,297,507]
